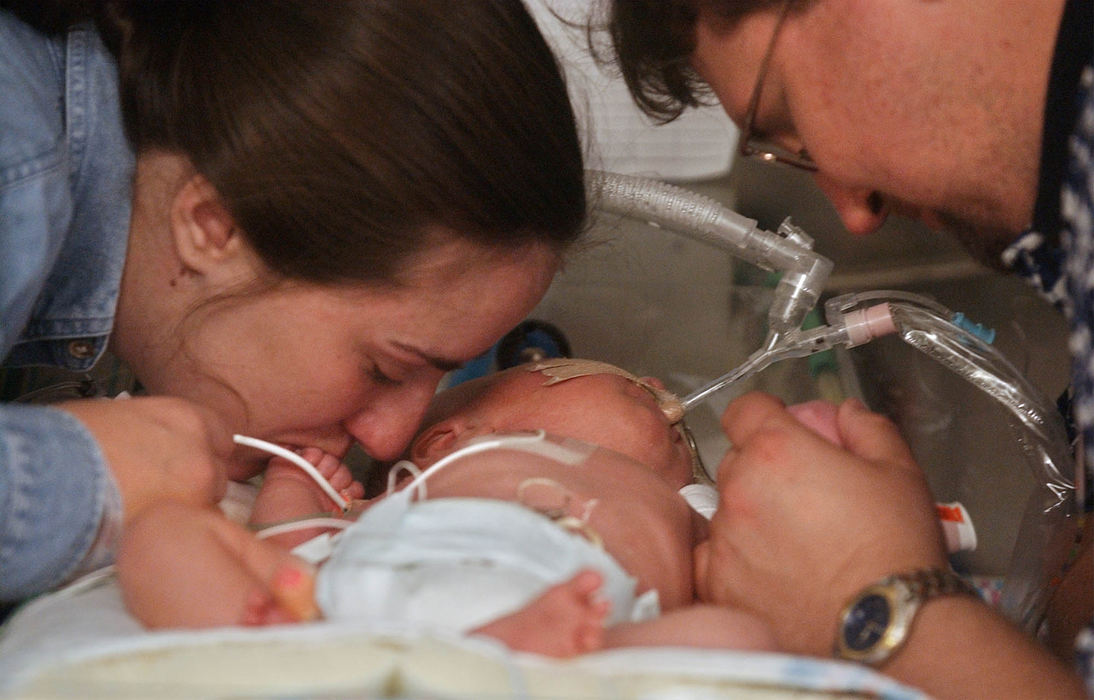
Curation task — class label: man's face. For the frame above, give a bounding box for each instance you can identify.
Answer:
[691,0,1046,265]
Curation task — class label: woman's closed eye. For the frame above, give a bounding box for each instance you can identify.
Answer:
[365,362,403,386]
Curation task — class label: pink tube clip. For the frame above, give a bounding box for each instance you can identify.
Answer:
[842,303,898,347]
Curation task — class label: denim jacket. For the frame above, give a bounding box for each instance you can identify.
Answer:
[0,11,132,600]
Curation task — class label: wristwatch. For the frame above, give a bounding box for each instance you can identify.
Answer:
[835,568,980,665]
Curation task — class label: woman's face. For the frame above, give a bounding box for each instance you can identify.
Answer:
[136,238,559,471]
[414,363,695,489]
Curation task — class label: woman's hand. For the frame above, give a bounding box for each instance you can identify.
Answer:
[59,396,233,522]
[694,391,947,655]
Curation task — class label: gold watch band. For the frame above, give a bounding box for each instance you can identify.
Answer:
[835,567,981,665]
[897,567,981,601]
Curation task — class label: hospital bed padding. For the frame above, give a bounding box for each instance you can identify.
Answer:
[0,571,925,699]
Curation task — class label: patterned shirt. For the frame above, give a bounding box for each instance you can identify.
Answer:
[1000,0,1093,690]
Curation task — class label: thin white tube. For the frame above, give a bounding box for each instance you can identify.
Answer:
[232,434,349,511]
[254,517,353,540]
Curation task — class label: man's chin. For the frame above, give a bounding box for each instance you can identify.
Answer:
[883,194,1025,273]
[933,211,1021,273]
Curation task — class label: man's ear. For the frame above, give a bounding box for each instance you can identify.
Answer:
[169,174,250,278]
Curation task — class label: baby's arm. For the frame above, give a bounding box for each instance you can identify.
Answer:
[117,501,319,628]
[250,447,364,549]
[603,604,776,652]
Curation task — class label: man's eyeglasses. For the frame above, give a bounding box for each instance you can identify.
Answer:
[738,0,818,172]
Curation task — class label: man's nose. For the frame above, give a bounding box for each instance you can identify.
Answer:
[812,174,889,236]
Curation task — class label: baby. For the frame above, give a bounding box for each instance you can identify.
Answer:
[116,360,774,657]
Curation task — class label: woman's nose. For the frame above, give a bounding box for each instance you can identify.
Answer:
[812,174,888,236]
[342,379,440,462]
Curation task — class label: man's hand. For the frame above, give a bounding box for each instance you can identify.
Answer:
[694,391,948,654]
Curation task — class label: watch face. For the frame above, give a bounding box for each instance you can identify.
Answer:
[841,592,892,652]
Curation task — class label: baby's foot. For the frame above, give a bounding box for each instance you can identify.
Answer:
[474,569,609,657]
[298,447,366,505]
[260,447,365,517]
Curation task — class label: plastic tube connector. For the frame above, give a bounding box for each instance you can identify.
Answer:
[951,312,997,345]
[937,501,978,552]
[841,302,898,347]
[679,483,718,520]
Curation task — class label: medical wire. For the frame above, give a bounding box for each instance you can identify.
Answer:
[253,517,353,540]
[232,434,349,511]
[233,432,566,542]
[399,430,557,503]
[387,459,423,497]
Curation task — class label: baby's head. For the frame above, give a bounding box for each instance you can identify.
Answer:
[409,359,696,489]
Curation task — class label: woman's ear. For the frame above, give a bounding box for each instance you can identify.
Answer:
[169,174,252,280]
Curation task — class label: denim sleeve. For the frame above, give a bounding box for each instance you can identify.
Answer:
[0,15,124,601]
[0,404,120,601]
[0,13,71,357]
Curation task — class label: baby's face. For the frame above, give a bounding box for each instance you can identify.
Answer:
[413,361,695,489]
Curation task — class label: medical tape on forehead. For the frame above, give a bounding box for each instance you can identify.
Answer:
[397,430,596,503]
[529,358,685,423]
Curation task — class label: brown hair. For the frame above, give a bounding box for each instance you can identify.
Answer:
[4,0,586,284]
[601,0,786,122]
